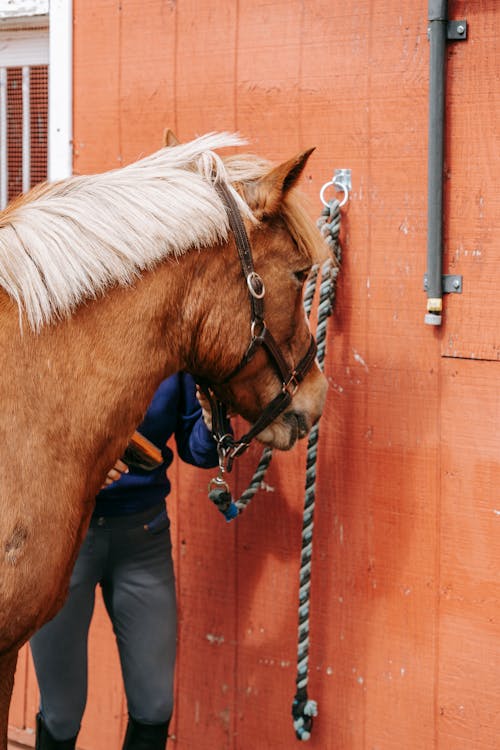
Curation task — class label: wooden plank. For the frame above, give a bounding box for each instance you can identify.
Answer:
[173,0,238,138]
[235,0,304,153]
[118,0,176,163]
[441,2,500,361]
[77,592,126,750]
[8,646,28,733]
[168,458,237,750]
[233,444,310,747]
[437,358,500,749]
[313,370,438,749]
[73,0,121,174]
[22,651,38,746]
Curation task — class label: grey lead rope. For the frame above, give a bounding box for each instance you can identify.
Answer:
[292,198,341,740]
[214,198,341,741]
[234,446,274,513]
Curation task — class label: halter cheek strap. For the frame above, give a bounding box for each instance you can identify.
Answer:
[199,180,317,473]
[202,332,317,470]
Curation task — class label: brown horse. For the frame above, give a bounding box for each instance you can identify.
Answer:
[0,133,328,747]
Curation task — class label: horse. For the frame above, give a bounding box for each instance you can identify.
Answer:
[0,132,328,747]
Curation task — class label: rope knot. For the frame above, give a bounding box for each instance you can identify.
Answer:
[208,481,239,522]
[292,695,318,741]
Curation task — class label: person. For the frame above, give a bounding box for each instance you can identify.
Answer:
[30,373,219,750]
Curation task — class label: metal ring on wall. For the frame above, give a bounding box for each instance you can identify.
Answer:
[319,180,349,209]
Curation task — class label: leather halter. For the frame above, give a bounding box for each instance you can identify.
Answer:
[199,180,318,473]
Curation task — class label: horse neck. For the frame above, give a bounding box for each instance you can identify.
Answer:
[0,237,243,506]
[0,253,201,498]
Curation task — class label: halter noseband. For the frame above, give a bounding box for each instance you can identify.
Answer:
[199,180,318,474]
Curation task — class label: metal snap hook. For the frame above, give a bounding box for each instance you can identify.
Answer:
[208,474,230,494]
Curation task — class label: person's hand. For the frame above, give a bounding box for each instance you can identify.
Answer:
[196,388,213,431]
[101,459,129,488]
[196,388,236,432]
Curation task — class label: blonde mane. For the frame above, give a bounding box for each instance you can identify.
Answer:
[0,132,254,331]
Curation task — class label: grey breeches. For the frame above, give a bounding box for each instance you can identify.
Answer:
[30,504,176,741]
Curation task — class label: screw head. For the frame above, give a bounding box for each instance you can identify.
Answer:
[457,24,465,34]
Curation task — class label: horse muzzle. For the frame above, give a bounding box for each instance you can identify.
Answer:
[256,371,328,450]
[255,411,313,450]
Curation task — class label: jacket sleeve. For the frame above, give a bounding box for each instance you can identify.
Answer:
[174,373,220,469]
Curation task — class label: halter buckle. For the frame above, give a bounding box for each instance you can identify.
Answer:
[226,440,250,472]
[283,372,299,397]
[246,271,265,299]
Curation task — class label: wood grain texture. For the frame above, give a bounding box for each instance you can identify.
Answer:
[438,359,499,750]
[442,1,500,361]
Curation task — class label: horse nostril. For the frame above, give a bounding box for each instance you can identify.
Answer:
[296,413,309,438]
[284,411,309,439]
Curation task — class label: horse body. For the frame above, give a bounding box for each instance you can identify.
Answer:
[0,134,328,747]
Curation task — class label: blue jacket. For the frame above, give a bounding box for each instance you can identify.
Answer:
[94,373,219,516]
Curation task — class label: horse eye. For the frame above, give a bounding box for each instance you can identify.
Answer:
[293,269,310,284]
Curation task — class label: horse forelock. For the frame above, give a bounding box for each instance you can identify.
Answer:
[0,132,254,332]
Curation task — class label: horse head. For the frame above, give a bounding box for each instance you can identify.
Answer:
[0,131,329,456]
[182,143,330,452]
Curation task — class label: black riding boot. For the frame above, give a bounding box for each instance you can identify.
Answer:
[122,715,170,749]
[35,713,77,750]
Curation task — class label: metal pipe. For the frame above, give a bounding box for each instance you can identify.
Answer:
[425,0,448,325]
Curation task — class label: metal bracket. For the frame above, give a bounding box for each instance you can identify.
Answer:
[427,20,467,42]
[423,274,463,294]
[319,168,352,208]
[447,20,467,40]
[333,169,352,193]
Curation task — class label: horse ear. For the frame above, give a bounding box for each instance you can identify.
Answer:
[163,129,180,147]
[252,147,315,218]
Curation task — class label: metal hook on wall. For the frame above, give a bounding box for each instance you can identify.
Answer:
[319,168,352,209]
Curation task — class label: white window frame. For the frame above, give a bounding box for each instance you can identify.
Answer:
[49,0,72,181]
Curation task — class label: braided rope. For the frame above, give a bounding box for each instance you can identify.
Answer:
[292,199,340,740]
[234,446,274,513]
[209,199,342,740]
[208,446,274,521]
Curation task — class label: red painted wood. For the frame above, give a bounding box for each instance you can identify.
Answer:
[117,0,176,164]
[442,1,500,361]
[8,649,27,734]
[9,1,499,748]
[438,360,499,750]
[169,460,238,749]
[72,0,121,174]
[174,1,238,137]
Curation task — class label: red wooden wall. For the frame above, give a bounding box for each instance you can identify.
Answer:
[9,2,499,749]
